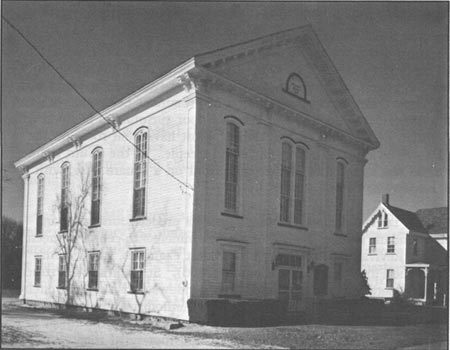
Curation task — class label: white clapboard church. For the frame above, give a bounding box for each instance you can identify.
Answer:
[15,25,379,320]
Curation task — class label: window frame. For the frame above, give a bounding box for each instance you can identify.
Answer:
[90,148,103,227]
[36,174,44,237]
[378,211,388,228]
[335,159,347,233]
[386,269,394,289]
[279,139,308,227]
[129,248,145,293]
[412,238,418,256]
[60,163,70,233]
[369,237,377,254]
[223,119,242,214]
[387,236,395,254]
[221,250,237,294]
[34,256,42,287]
[58,254,66,289]
[87,251,100,290]
[132,128,148,220]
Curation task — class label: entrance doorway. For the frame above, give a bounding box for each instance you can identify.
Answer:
[278,268,303,312]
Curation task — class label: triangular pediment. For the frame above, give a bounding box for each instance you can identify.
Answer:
[195,25,379,149]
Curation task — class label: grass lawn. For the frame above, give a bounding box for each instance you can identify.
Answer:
[175,323,448,349]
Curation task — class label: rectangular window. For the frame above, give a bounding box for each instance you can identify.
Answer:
[387,237,395,253]
[335,162,345,232]
[88,252,99,290]
[224,123,239,212]
[293,147,305,225]
[334,262,342,283]
[280,143,292,222]
[58,255,66,288]
[36,175,44,236]
[60,164,70,232]
[91,150,102,226]
[130,249,145,292]
[413,238,418,256]
[133,131,147,218]
[369,237,376,254]
[386,269,394,288]
[34,257,42,287]
[221,251,236,293]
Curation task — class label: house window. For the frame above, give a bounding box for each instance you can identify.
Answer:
[133,130,147,218]
[58,254,66,288]
[88,252,99,290]
[387,237,395,253]
[335,161,345,232]
[280,141,307,225]
[34,256,42,287]
[280,142,292,222]
[36,174,44,236]
[413,239,418,256]
[91,149,102,226]
[224,122,239,212]
[378,211,388,228]
[130,249,145,292]
[221,251,236,293]
[369,237,376,254]
[386,269,394,288]
[60,163,70,232]
[313,264,328,296]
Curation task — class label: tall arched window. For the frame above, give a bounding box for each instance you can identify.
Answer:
[280,142,292,222]
[91,148,102,226]
[224,122,239,212]
[36,174,44,236]
[280,141,307,225]
[133,129,147,218]
[335,160,346,232]
[60,163,70,232]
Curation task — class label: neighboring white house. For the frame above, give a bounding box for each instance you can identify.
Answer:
[361,194,448,306]
[15,25,380,321]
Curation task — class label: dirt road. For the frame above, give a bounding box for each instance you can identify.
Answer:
[1,297,245,349]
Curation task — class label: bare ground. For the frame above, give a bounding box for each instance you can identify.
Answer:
[2,292,448,349]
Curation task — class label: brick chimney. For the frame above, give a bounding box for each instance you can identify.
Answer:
[382,193,390,205]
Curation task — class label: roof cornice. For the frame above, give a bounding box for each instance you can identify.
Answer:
[15,58,197,171]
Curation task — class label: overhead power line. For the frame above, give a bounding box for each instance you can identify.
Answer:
[2,15,193,191]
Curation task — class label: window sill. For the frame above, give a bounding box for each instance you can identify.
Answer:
[221,212,243,219]
[129,217,147,222]
[88,224,101,229]
[127,290,145,295]
[35,235,43,238]
[218,294,241,299]
[58,230,67,234]
[56,286,67,290]
[334,232,347,237]
[86,288,98,292]
[377,227,389,230]
[368,253,377,256]
[386,253,396,255]
[277,222,308,231]
[385,287,394,290]
[33,285,41,288]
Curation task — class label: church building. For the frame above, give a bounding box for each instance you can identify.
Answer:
[15,25,379,320]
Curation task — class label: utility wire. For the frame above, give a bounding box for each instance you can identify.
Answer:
[3,15,193,191]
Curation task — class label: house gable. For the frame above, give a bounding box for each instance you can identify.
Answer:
[362,203,411,234]
[196,25,379,150]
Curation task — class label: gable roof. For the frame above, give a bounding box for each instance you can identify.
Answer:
[195,25,380,150]
[416,207,448,234]
[385,205,427,233]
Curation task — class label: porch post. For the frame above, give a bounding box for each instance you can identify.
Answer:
[422,268,428,303]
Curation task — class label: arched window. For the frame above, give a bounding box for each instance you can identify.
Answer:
[280,140,308,225]
[36,174,44,236]
[335,160,346,232]
[224,122,240,212]
[133,129,147,218]
[91,148,102,226]
[378,210,388,228]
[60,163,70,232]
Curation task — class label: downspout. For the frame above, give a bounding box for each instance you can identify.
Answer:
[19,173,30,302]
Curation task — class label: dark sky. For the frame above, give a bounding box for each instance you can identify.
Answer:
[2,2,448,222]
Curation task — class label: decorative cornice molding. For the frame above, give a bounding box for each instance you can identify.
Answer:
[42,151,54,163]
[68,136,82,150]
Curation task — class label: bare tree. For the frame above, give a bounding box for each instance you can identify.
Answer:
[55,167,90,305]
